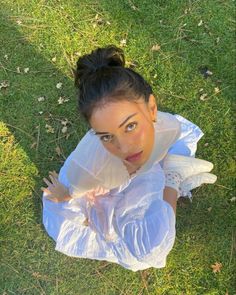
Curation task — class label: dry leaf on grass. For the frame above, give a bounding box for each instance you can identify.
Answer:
[200,93,208,101]
[45,124,55,134]
[37,96,45,102]
[56,82,62,89]
[55,146,62,156]
[211,262,222,273]
[120,39,127,47]
[61,126,68,134]
[0,80,10,90]
[151,44,161,51]
[58,96,69,104]
[198,20,203,26]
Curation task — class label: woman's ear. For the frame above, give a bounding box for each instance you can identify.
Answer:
[148,94,157,121]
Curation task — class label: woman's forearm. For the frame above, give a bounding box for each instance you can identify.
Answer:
[163,187,178,215]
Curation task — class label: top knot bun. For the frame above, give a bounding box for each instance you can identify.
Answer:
[74,45,125,87]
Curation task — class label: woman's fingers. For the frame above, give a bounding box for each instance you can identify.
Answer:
[49,174,59,186]
[43,177,52,187]
[41,187,51,194]
[49,170,58,178]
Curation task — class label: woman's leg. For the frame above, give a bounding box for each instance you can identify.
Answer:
[163,187,178,215]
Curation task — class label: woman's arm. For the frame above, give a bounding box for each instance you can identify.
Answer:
[163,186,178,215]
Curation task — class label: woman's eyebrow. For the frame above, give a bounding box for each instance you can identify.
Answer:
[94,112,138,135]
[118,112,138,128]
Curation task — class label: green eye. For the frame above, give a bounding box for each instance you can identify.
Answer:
[126,122,137,132]
[100,134,113,142]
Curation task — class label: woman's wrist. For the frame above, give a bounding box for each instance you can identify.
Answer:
[163,186,178,215]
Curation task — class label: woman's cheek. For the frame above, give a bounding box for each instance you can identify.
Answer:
[134,126,146,145]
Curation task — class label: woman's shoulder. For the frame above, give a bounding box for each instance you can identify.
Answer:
[156,111,181,132]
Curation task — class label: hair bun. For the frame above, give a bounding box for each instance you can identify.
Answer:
[74,45,125,87]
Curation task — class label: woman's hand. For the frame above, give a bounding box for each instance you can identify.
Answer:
[41,171,72,203]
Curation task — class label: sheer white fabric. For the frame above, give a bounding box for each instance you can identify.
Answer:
[64,111,182,198]
[42,111,204,271]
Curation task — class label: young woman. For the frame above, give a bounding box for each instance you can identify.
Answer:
[42,45,216,271]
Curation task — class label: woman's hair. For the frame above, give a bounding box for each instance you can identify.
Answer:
[74,45,153,122]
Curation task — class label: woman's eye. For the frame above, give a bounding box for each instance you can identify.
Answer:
[100,134,113,142]
[126,122,137,132]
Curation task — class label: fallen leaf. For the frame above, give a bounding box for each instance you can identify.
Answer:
[120,39,127,47]
[184,8,191,14]
[198,20,203,26]
[0,80,10,90]
[58,97,64,104]
[211,262,222,273]
[207,207,212,212]
[214,87,220,94]
[16,67,21,73]
[24,67,29,73]
[37,96,45,102]
[200,93,208,101]
[199,66,213,78]
[56,82,63,89]
[31,142,37,149]
[204,142,209,147]
[206,70,213,76]
[58,96,69,104]
[128,0,138,10]
[216,37,220,44]
[61,119,69,126]
[55,146,62,156]
[151,44,161,51]
[45,124,55,134]
[94,14,104,25]
[61,126,68,133]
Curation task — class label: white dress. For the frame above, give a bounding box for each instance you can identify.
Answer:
[42,111,204,271]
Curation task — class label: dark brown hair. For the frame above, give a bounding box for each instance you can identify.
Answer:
[74,45,153,122]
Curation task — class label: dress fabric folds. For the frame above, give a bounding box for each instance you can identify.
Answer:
[42,112,204,271]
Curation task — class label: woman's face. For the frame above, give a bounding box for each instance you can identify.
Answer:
[89,95,157,171]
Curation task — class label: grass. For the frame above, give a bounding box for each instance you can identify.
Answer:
[0,0,235,294]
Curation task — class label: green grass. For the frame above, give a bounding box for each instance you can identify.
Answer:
[0,0,235,294]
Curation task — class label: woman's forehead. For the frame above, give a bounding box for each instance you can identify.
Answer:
[89,100,147,129]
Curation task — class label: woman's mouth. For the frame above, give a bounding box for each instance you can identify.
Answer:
[125,151,143,162]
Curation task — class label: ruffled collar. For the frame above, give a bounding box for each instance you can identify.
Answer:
[124,111,181,177]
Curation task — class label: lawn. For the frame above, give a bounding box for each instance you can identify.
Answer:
[0,0,235,294]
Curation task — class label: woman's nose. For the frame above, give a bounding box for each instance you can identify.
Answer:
[115,137,133,154]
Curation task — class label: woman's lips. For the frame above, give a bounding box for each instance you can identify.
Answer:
[125,151,143,162]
